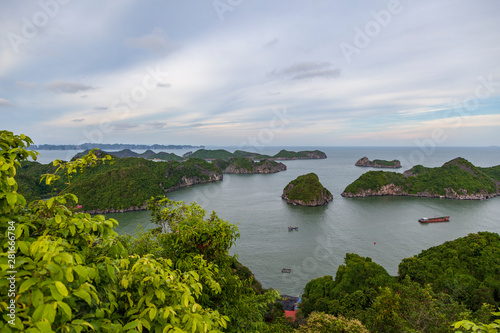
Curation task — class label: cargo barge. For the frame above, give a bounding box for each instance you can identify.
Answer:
[419,216,450,223]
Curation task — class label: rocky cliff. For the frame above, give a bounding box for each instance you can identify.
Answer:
[282,173,333,206]
[341,184,496,200]
[355,156,401,168]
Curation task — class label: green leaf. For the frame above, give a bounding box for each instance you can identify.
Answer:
[46,263,61,275]
[55,281,68,297]
[7,177,15,186]
[18,241,29,255]
[42,303,57,324]
[19,277,40,293]
[149,307,157,321]
[49,285,64,301]
[65,267,74,282]
[55,215,62,223]
[57,301,72,320]
[122,320,142,330]
[47,197,55,209]
[35,319,53,332]
[73,289,92,305]
[6,192,17,207]
[32,303,45,322]
[32,289,44,308]
[73,266,88,280]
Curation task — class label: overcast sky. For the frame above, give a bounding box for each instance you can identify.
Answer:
[1,0,499,147]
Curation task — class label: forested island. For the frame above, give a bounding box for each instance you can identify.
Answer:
[282,173,333,206]
[355,156,402,168]
[214,157,287,174]
[342,157,500,200]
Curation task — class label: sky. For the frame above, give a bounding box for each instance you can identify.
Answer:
[1,0,500,147]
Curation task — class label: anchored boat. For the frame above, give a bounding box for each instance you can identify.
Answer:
[419,216,450,223]
[288,226,299,231]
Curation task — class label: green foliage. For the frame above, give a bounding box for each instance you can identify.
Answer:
[399,232,500,311]
[372,159,400,167]
[479,165,500,182]
[454,308,500,332]
[343,170,406,193]
[213,157,279,173]
[188,149,234,160]
[300,254,393,318]
[295,312,369,333]
[1,131,229,332]
[344,157,499,196]
[143,197,281,332]
[300,238,500,333]
[147,197,240,262]
[150,151,183,161]
[368,277,470,333]
[283,173,332,203]
[273,149,326,159]
[232,150,271,160]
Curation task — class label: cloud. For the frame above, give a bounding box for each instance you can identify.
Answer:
[148,121,168,129]
[71,118,85,122]
[94,106,108,110]
[267,62,340,80]
[262,38,279,49]
[0,98,13,107]
[156,83,171,88]
[124,28,177,54]
[114,123,139,130]
[47,80,96,94]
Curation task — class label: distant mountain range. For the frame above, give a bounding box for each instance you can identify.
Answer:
[29,143,204,150]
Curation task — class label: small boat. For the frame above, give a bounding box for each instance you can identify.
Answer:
[281,268,291,273]
[419,216,450,223]
[288,226,299,231]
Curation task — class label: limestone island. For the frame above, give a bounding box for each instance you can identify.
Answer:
[355,156,401,168]
[342,157,500,200]
[282,173,333,206]
[214,157,287,174]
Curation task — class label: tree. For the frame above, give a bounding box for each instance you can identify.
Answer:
[0,131,228,332]
[295,312,369,333]
[453,308,500,332]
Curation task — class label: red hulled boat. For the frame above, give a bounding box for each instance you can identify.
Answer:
[419,216,450,223]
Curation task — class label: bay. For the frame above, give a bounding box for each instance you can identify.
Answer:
[37,146,500,296]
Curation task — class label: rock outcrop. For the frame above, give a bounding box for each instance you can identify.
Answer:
[164,173,223,193]
[282,173,333,206]
[341,184,497,200]
[85,202,149,214]
[355,157,401,168]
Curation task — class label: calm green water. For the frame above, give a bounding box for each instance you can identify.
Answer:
[101,146,500,296]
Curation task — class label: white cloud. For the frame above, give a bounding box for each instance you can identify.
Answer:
[47,80,97,94]
[125,28,178,54]
[0,98,13,107]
